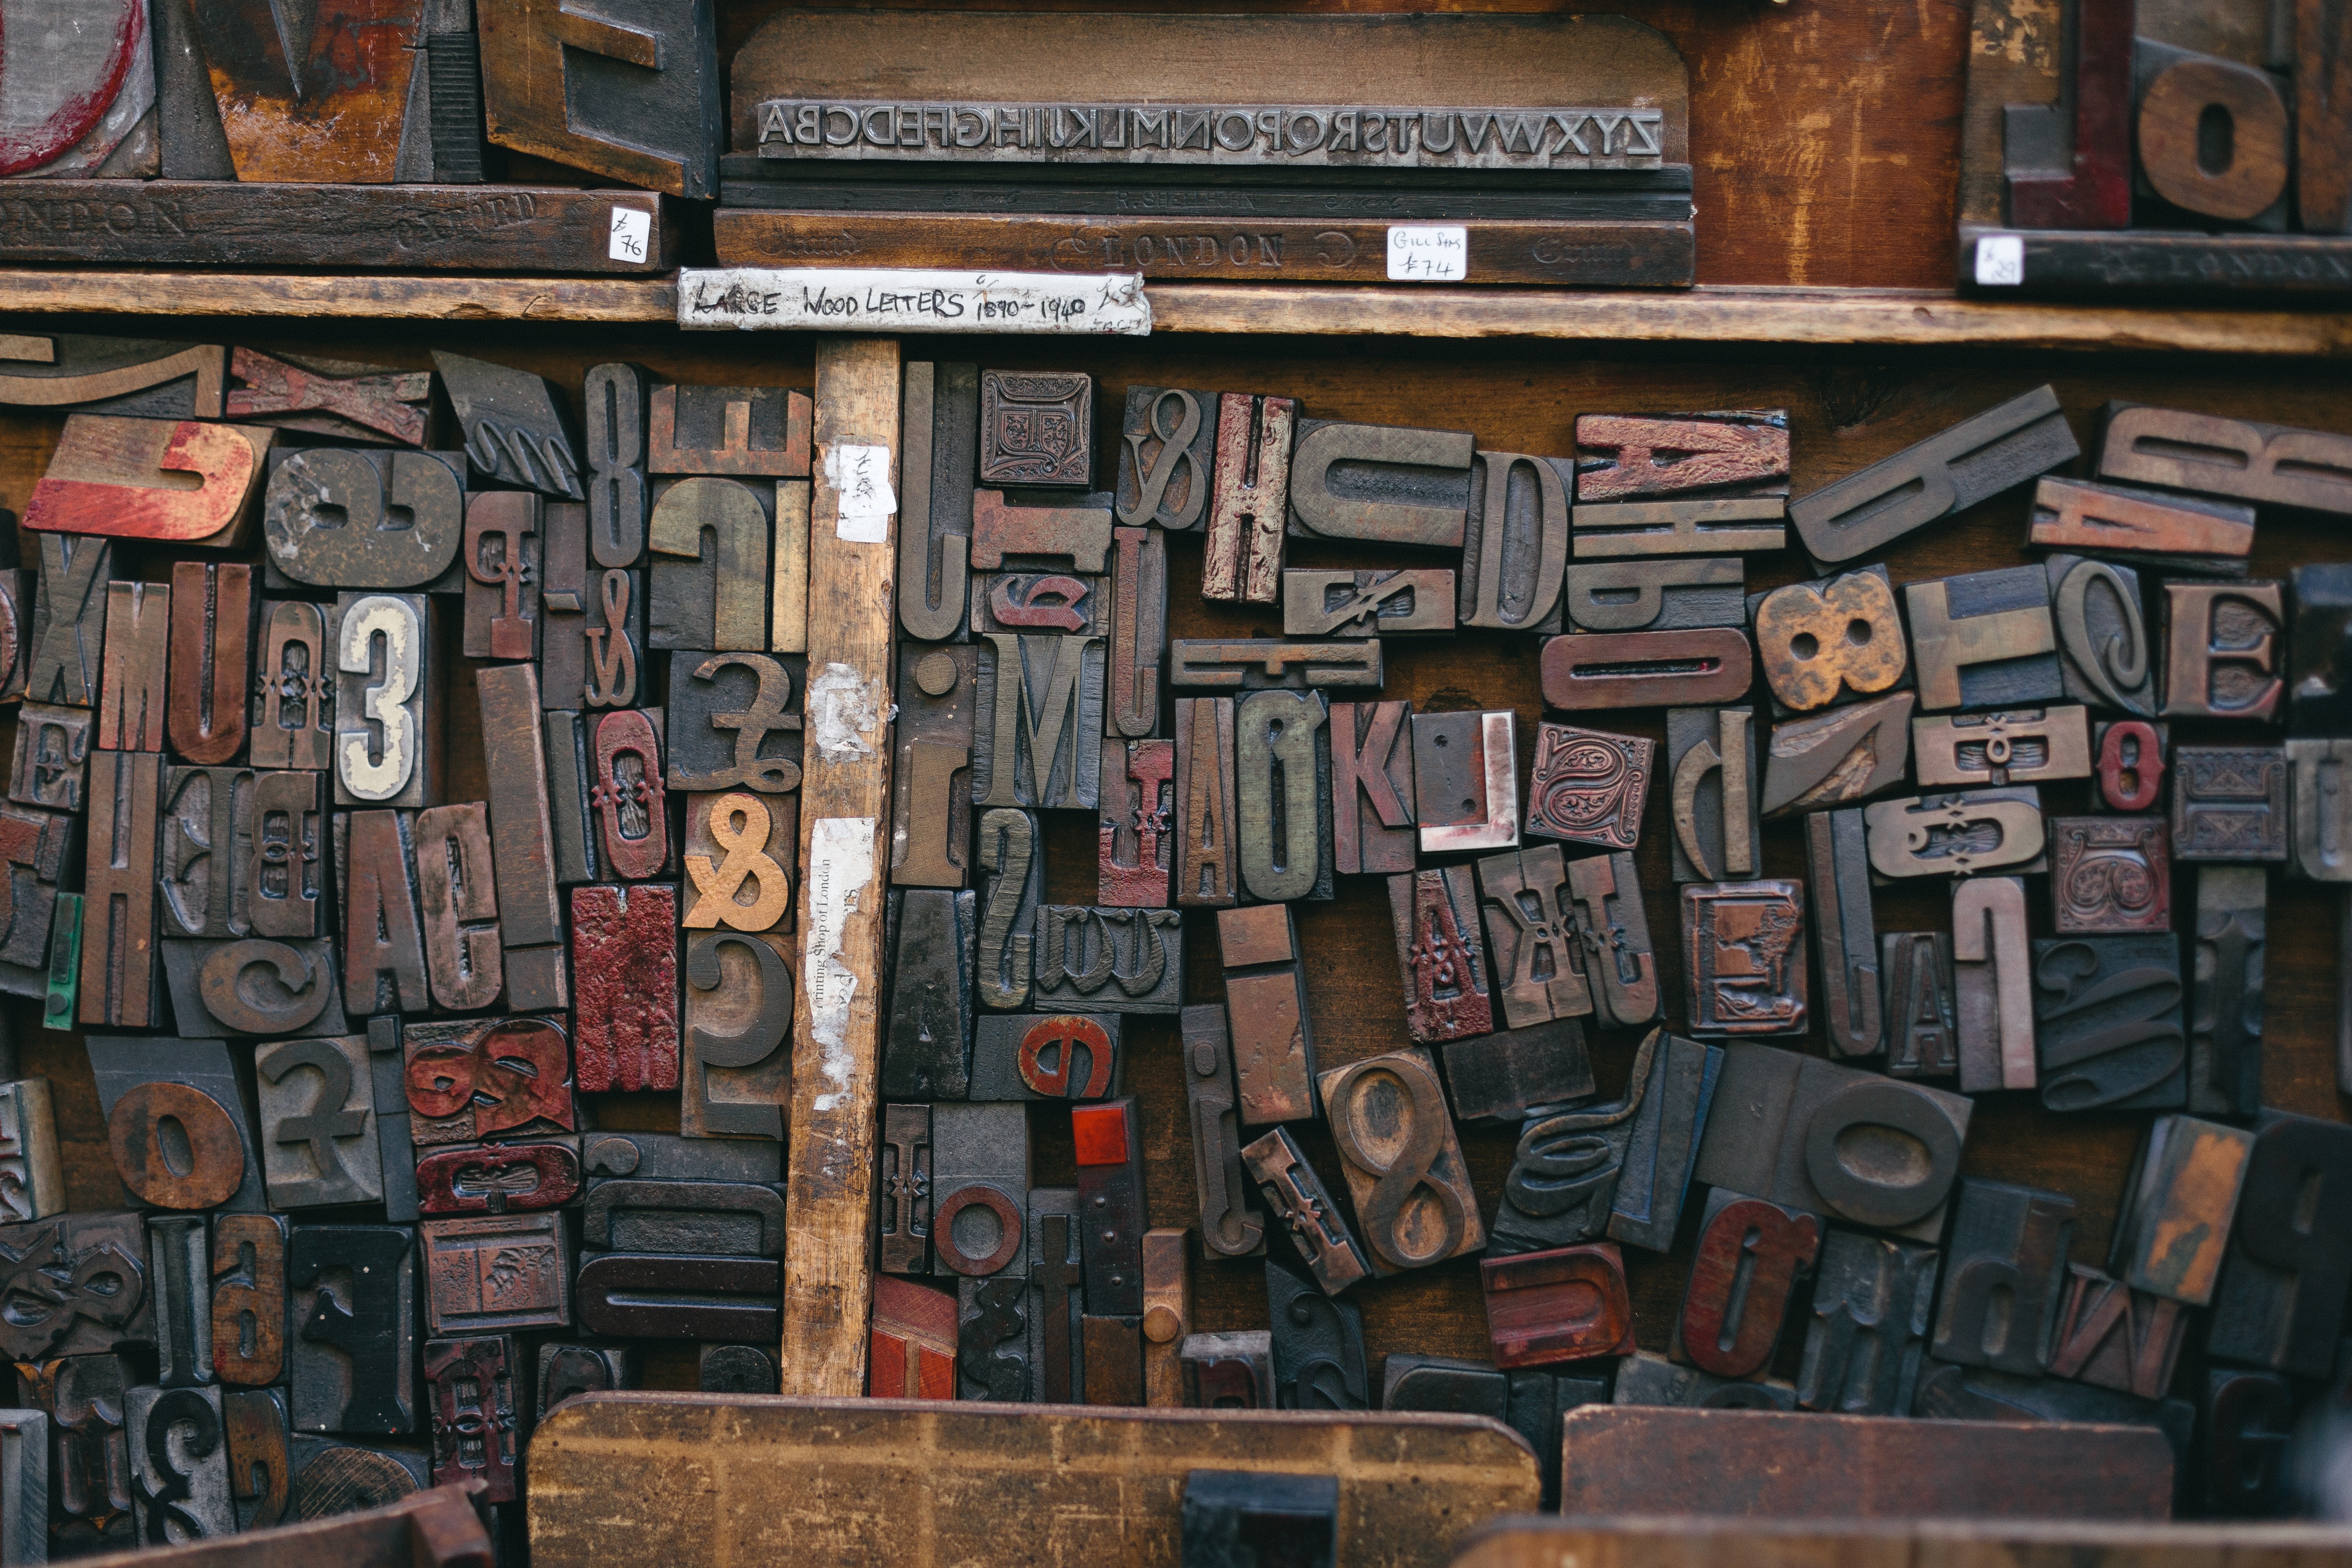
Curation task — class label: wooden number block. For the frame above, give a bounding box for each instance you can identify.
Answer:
[1142,1227,1190,1407]
[424,1336,520,1503]
[225,349,429,446]
[250,770,323,940]
[683,791,794,933]
[1864,787,2046,879]
[2046,555,2157,716]
[975,808,1041,1010]
[2111,1114,2254,1306]
[262,449,465,590]
[416,1142,582,1216]
[969,488,1113,575]
[974,632,1103,811]
[2202,1368,2297,1519]
[254,1035,380,1210]
[1114,386,1217,530]
[250,601,333,770]
[668,651,803,794]
[1460,452,1570,632]
[2049,815,2170,934]
[22,1353,131,1552]
[1668,708,1758,882]
[413,803,502,1012]
[9,703,89,814]
[1027,1189,1082,1404]
[648,385,812,478]
[1487,1030,1663,1255]
[1484,1242,1637,1370]
[2098,403,2352,513]
[165,562,252,766]
[1906,565,2062,712]
[0,805,72,997]
[879,1104,932,1274]
[1807,809,1881,1058]
[127,1384,232,1544]
[980,370,1093,487]
[1237,689,1333,901]
[1608,1032,1723,1253]
[288,1225,416,1433]
[2191,864,2266,1118]
[898,361,977,641]
[1107,526,1166,737]
[2209,1112,2352,1379]
[1760,692,1916,819]
[1681,880,1808,1038]
[340,810,428,1015]
[462,491,541,661]
[1539,629,1753,710]
[81,749,162,1028]
[540,510,645,711]
[1203,393,1294,605]
[1414,709,1518,855]
[1032,906,1184,1015]
[1913,706,2092,790]
[434,351,583,499]
[27,416,269,549]
[1266,1246,1368,1408]
[971,572,1103,639]
[161,936,348,1040]
[969,1013,1121,1101]
[96,580,168,753]
[883,890,975,1099]
[581,363,653,569]
[405,1016,577,1146]
[1168,637,1382,692]
[1931,1179,2078,1376]
[479,664,569,1010]
[2049,1265,2189,1400]
[572,884,680,1093]
[1240,1128,1370,1295]
[0,1079,62,1223]
[2162,581,2285,722]
[647,479,772,651]
[29,532,108,708]
[893,645,976,890]
[1751,566,1908,716]
[539,1343,636,1420]
[1527,723,1649,852]
[2173,745,2288,862]
[221,1388,288,1531]
[1792,386,2077,565]
[1477,845,1591,1030]
[679,928,794,1141]
[332,593,436,810]
[418,1212,570,1335]
[1180,1007,1265,1259]
[1441,1020,1592,1124]
[1569,852,1662,1030]
[1953,876,2036,1093]
[2291,563,2352,735]
[1564,557,1744,635]
[1388,866,1494,1044]
[90,1036,266,1213]
[2033,477,2254,573]
[2033,934,2187,1111]
[1796,1232,1937,1416]
[957,1275,1032,1401]
[1674,1189,1820,1378]
[1285,419,1473,549]
[931,1101,1031,1282]
[1318,1049,1483,1273]
[1182,1330,1275,1408]
[2096,719,2168,814]
[1287,569,1454,639]
[148,1214,211,1392]
[1099,737,1174,906]
[1882,932,1959,1079]
[1696,1043,1970,1238]
[1073,1099,1146,1315]
[159,765,249,941]
[870,1276,958,1400]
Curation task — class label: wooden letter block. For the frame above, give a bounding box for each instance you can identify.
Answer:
[1478,845,1592,1030]
[1115,386,1216,530]
[424,1336,520,1503]
[702,1343,777,1396]
[540,1343,636,1420]
[1675,1190,1821,1378]
[1181,1006,1265,1259]
[1236,689,1332,901]
[2033,934,2187,1112]
[974,632,1103,811]
[975,808,1041,1011]
[80,749,161,1028]
[127,1383,233,1545]
[479,0,717,194]
[1414,709,1518,855]
[1168,638,1382,692]
[1460,452,1570,632]
[1441,1020,1592,1125]
[581,362,651,567]
[1319,1048,1484,1273]
[0,1213,152,1372]
[898,361,977,641]
[883,890,974,1100]
[0,1079,63,1223]
[879,1104,932,1274]
[1203,393,1294,604]
[28,416,268,549]
[250,601,333,771]
[969,488,1113,574]
[869,1277,957,1400]
[147,1214,211,1393]
[1906,565,2062,712]
[681,929,795,1139]
[648,385,812,478]
[0,805,73,997]
[1182,1330,1275,1409]
[972,572,1102,639]
[1882,931,1960,1079]
[1571,498,1786,559]
[1329,701,1416,874]
[931,1101,1031,1282]
[160,936,348,1040]
[1484,1242,1637,1369]
[1931,1179,2078,1376]
[957,1275,1031,1402]
[92,1039,264,1213]
[2290,563,2352,734]
[340,810,427,1015]
[1265,1248,1368,1408]
[1107,526,1166,738]
[1286,420,1473,548]
[1028,1190,1082,1404]
[1099,737,1174,906]
[1914,706,2094,793]
[980,370,1093,487]
[668,651,803,795]
[2209,1112,2352,1379]
[405,1016,577,1146]
[589,709,670,880]
[10,703,89,815]
[418,1213,570,1335]
[1032,906,1184,1015]
[1289,569,1454,639]
[1141,1228,1190,1408]
[254,1035,380,1210]
[96,580,168,753]
[211,1213,288,1389]
[248,770,323,941]
[159,766,250,942]
[2111,1114,2254,1305]
[332,593,434,810]
[414,803,503,1012]
[462,491,541,661]
[262,449,465,590]
[1173,697,1238,908]
[1806,809,1881,1058]
[1668,708,1758,882]
[970,1012,1121,1102]
[23,1351,130,1552]
[1526,723,1649,851]
[1569,852,1662,1029]
[480,663,570,1010]
[2099,402,2352,512]
[540,504,643,711]
[1864,787,2046,879]
[1753,567,1908,715]
[29,532,108,708]
[1240,1128,1370,1295]
[2173,745,2288,862]
[434,352,583,499]
[2049,1265,2188,1400]
[1564,557,1745,635]
[893,645,976,889]
[1792,386,2077,565]
[2002,0,2133,225]
[288,1226,416,1434]
[1073,1099,1146,1315]
[2097,719,2167,814]
[571,883,680,1093]
[1760,691,1915,819]
[2049,815,2169,933]
[2162,581,2284,721]
[2033,477,2253,573]
[1953,875,2036,1093]
[2191,864,2266,1118]
[1796,1231,1937,1415]
[1539,629,1753,710]
[2047,554,2157,716]
[415,1143,582,1217]
[1575,411,1788,503]
[43,892,81,1034]
[1681,880,1808,1037]
[647,479,771,651]
[1388,866,1494,1044]
[165,563,252,766]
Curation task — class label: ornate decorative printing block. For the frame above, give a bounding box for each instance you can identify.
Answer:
[980,370,1094,487]
[1863,787,2045,879]
[1912,706,2092,789]
[2048,815,2170,934]
[1680,880,1808,1037]
[1526,722,1650,850]
[2161,581,2284,721]
[2045,554,2157,716]
[2172,745,2287,862]
[1387,866,1494,1044]
[2033,935,2187,1112]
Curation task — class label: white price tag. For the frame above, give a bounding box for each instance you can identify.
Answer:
[609,207,652,265]
[1387,225,1468,282]
[1974,233,2025,287]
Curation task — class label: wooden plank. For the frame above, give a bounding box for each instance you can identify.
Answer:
[1452,1517,2352,1568]
[781,336,898,1398]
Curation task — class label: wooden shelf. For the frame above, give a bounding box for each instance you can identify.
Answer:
[0,269,2347,353]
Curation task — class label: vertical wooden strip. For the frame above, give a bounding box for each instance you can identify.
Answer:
[773,480,811,654]
[782,336,901,1395]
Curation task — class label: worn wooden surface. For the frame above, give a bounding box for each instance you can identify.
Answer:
[1454,1517,2352,1568]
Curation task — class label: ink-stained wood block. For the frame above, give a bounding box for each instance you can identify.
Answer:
[2202,1368,2298,1519]
[2111,1115,2253,1306]
[26,417,269,550]
[225,348,431,447]
[2046,555,2157,717]
[538,519,645,711]
[1539,629,1753,710]
[1183,1331,1275,1409]
[42,892,80,1033]
[0,1080,62,1224]
[2208,1112,2352,1379]
[1751,566,1909,717]
[1027,1188,1082,1404]
[2172,745,2288,862]
[1807,809,1881,1059]
[1460,452,1570,633]
[1266,1246,1368,1408]
[1237,688,1333,901]
[1675,1189,1821,1379]
[147,1214,211,1391]
[1563,557,1745,636]
[411,803,502,1012]
[2049,815,2170,934]
[2096,720,2168,814]
[647,477,772,651]
[1381,1354,1508,1424]
[582,363,651,569]
[340,810,428,1016]
[1100,736,1174,906]
[1173,698,1239,909]
[2000,0,2131,228]
[0,0,155,175]
[479,0,719,196]
[254,1034,381,1209]
[28,531,108,708]
[879,1104,931,1275]
[1286,568,1455,638]
[405,1015,577,1147]
[1203,392,1294,605]
[975,571,1103,643]
[973,632,1104,811]
[251,600,334,770]
[1563,858,1656,1044]
[1106,526,1166,739]
[586,708,670,881]
[957,1275,1032,1401]
[1913,706,2092,790]
[419,1212,569,1335]
[1882,932,1959,1079]
[0,804,71,997]
[462,491,541,661]
[1388,865,1494,1045]
[1114,385,1217,533]
[1570,497,1786,559]
[581,1177,786,1257]
[1181,1007,1265,1260]
[647,385,812,479]
[8,702,89,815]
[21,1351,130,1551]
[1931,1179,2078,1376]
[681,929,794,1140]
[424,1335,521,1503]
[479,663,569,1011]
[1681,880,1808,1038]
[2033,935,2187,1112]
[2033,478,2254,574]
[1240,1128,1370,1296]
[1792,386,2077,566]
[969,487,1114,574]
[211,1213,288,1389]
[165,561,253,766]
[2161,580,2285,722]
[931,1101,1031,1282]
[1954,876,2036,1094]
[1285,419,1473,549]
[870,1276,958,1400]
[90,1035,267,1213]
[1668,708,1758,883]
[1597,1031,1718,1256]
[1526,723,1649,851]
[571,884,680,1093]
[974,808,1041,1011]
[2190,864,2266,1118]
[434,351,584,500]
[331,593,436,810]
[287,1225,417,1434]
[540,1343,636,1421]
[1141,1227,1190,1407]
[1905,565,2063,712]
[899,361,977,643]
[583,1131,782,1186]
[127,1383,233,1544]
[159,765,251,942]
[365,1019,418,1224]
[1864,787,2046,879]
[981,370,1093,487]
[1415,710,1518,855]
[95,579,168,753]
[1318,1048,1484,1274]
[969,1013,1121,1102]
[2049,1265,2189,1401]
[1575,411,1788,504]
[667,650,804,794]
[1032,906,1184,1015]
[80,749,162,1029]
[262,448,465,590]
[282,1432,432,1518]
[1487,1030,1662,1256]
[2291,563,2352,735]
[1484,1242,1637,1370]
[415,1142,582,1216]
[893,644,976,890]
[2099,403,2352,515]
[683,791,794,933]
[1073,1099,1147,1316]
[1167,638,1382,692]
[1477,845,1591,1030]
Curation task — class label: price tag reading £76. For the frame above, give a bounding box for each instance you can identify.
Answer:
[1388,226,1469,282]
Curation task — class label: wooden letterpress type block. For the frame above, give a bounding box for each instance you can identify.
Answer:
[1081,1315,1143,1407]
[540,502,644,711]
[415,1142,582,1217]
[1240,1129,1370,1295]
[646,385,812,479]
[2046,554,2158,717]
[8,704,88,815]
[538,1343,635,1420]
[0,335,226,416]
[893,644,976,890]
[2096,719,2168,814]
[1032,906,1184,1015]
[1327,706,1427,876]
[413,803,503,1012]
[288,1225,417,1433]
[0,805,72,997]
[581,1177,785,1257]
[1319,1048,1485,1274]
[28,532,108,709]
[2034,935,2187,1112]
[1488,1030,1662,1256]
[571,884,680,1093]
[148,1214,212,1391]
[883,889,975,1100]
[220,1387,288,1531]
[1932,1179,2076,1376]
[1027,1188,1082,1404]
[980,370,1093,487]
[419,1212,569,1335]
[870,1276,958,1400]
[1174,698,1238,908]
[1539,629,1754,711]
[1074,1099,1146,1315]
[1383,1354,1507,1420]
[1953,876,2036,1093]
[2001,0,2132,227]
[28,416,268,551]
[1806,810,1881,1058]
[978,572,1096,658]
[1863,787,2046,879]
[975,808,1041,1011]
[282,1433,432,1516]
[667,652,803,799]
[331,593,436,811]
[1410,710,1517,856]
[1674,1190,1821,1378]
[40,892,79,1034]
[973,632,1104,811]
[969,488,1113,575]
[2191,865,2266,1118]
[254,1034,381,1210]
[1183,1469,1339,1567]
[224,349,431,445]
[968,1013,1121,1102]
[262,449,466,590]
[2049,1265,2189,1400]
[127,1383,233,1543]
[90,1036,266,1213]
[159,765,250,942]
[1285,419,1473,549]
[1287,569,1455,639]
[1236,689,1333,901]
[1184,1000,1275,1260]
[2100,403,2352,515]
[1203,393,1294,605]
[424,1336,520,1502]
[1796,1232,1937,1416]
[582,1132,782,1187]
[164,562,253,767]
[2163,581,2285,722]
[2111,1115,2254,1306]
[476,0,717,192]
[1576,411,1789,504]
[1182,1330,1275,1409]
[2201,1368,2299,1519]
[364,1019,417,1225]
[479,664,569,1010]
[1526,724,1648,852]
[1882,932,1960,1079]
[1168,637,1383,692]
[958,1272,1034,1400]
[1792,386,2076,565]
[898,362,977,641]
[1751,566,1908,718]
[1099,737,1174,905]
[432,352,583,499]
[646,478,771,652]
[1388,865,1495,1044]
[1107,526,1166,739]
[246,770,323,941]
[1681,880,1808,1037]
[2291,563,2352,734]
[1141,1227,1190,1408]
[1914,708,2095,795]
[1563,557,1745,636]
[1458,452,1570,633]
[340,811,428,1015]
[1694,1044,1970,1240]
[461,491,541,662]
[250,600,333,771]
[2033,478,2254,573]
[1478,845,1592,1031]
[1266,1246,1368,1408]
[879,1104,932,1275]
[580,363,652,568]
[1440,1021,1593,1124]
[2173,745,2287,862]
[0,1080,62,1224]
[1607,1031,1722,1253]
[1485,1242,1638,1370]
[404,1015,577,1146]
[589,709,671,880]
[1667,708,1758,882]
[95,580,166,754]
[1115,386,1216,530]
[80,749,162,1029]
[1571,498,1787,559]
[1906,565,2063,712]
[2049,815,2169,934]
[680,929,795,1139]
[2209,1113,2352,1379]
[23,1352,132,1552]
[1760,692,1915,819]
[931,1101,1031,1282]
[1613,1351,1797,1410]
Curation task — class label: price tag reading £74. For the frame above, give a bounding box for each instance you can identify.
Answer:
[1387,226,1469,282]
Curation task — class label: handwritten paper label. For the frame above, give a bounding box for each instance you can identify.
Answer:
[678,268,1152,336]
[822,443,895,541]
[804,816,877,1108]
[609,206,652,265]
[1975,233,2025,287]
[806,660,881,766]
[1388,225,1468,281]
